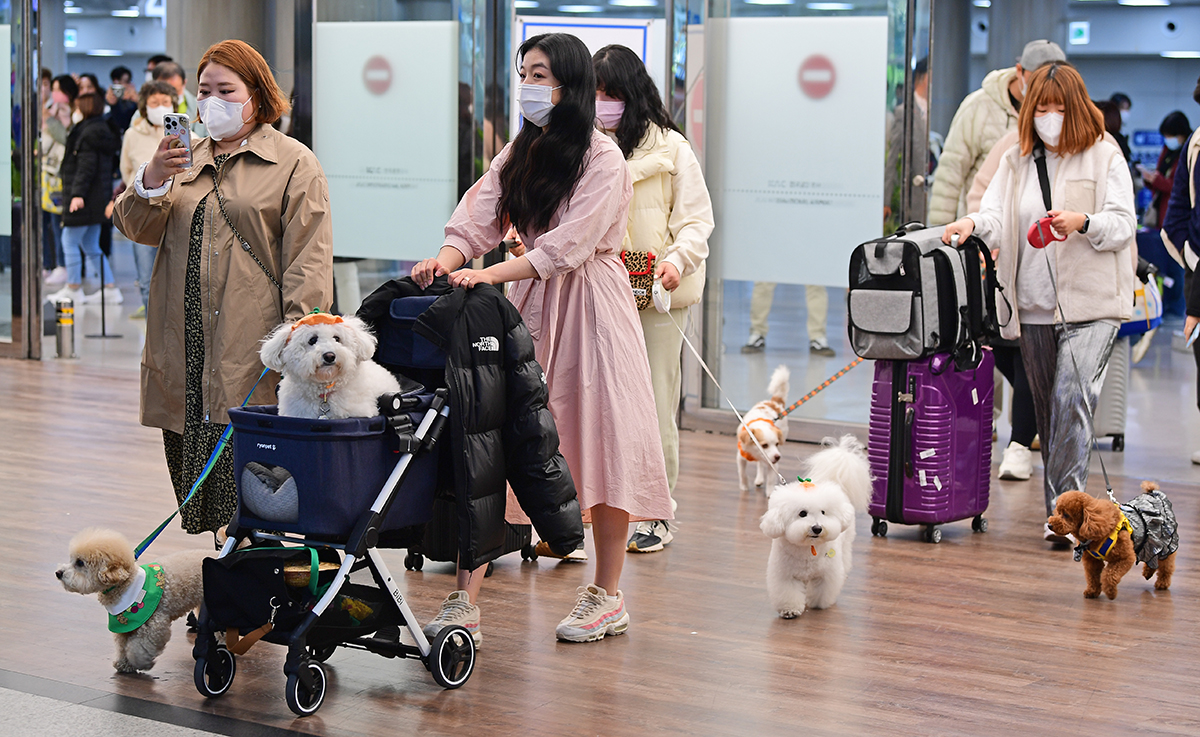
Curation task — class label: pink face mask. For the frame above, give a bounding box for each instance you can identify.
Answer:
[51,90,69,106]
[595,99,625,130]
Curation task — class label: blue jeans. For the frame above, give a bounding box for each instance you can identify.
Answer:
[61,223,114,285]
[131,242,157,309]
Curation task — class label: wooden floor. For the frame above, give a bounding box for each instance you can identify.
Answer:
[3,357,1199,736]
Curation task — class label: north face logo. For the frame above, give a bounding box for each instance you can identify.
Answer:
[472,336,500,352]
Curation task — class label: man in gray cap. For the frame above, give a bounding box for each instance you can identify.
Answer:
[928,39,1066,225]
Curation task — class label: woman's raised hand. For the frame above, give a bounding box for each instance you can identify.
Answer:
[143,136,190,190]
[411,258,447,289]
[942,218,976,245]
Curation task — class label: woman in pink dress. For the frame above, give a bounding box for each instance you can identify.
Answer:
[412,32,671,643]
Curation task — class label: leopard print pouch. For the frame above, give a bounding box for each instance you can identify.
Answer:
[620,250,656,310]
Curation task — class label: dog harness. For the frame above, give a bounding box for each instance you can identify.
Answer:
[738,417,780,462]
[107,563,165,633]
[1075,507,1132,562]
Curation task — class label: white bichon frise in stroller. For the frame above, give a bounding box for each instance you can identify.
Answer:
[260,312,400,420]
[759,435,872,619]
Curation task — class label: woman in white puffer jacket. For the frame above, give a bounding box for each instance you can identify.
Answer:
[943,63,1136,542]
[593,44,714,553]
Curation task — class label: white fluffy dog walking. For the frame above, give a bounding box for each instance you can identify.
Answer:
[737,365,790,493]
[260,312,400,419]
[56,528,211,673]
[759,435,872,619]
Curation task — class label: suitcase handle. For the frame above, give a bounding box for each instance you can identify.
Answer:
[902,404,915,478]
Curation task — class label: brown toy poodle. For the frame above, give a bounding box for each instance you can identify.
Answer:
[1047,482,1178,600]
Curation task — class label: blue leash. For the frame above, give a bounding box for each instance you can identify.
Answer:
[134,367,272,559]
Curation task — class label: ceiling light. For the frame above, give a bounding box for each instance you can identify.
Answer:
[513,0,538,6]
[87,50,125,57]
[111,8,140,16]
[64,6,82,13]
[611,0,659,6]
[1162,50,1200,58]
[1118,0,1169,6]
[558,4,603,10]
[745,0,796,5]
[972,0,991,7]
[806,2,853,8]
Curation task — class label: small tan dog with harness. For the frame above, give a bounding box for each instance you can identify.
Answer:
[737,365,790,494]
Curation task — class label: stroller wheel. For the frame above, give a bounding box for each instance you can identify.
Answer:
[285,660,327,716]
[194,646,236,698]
[428,625,475,689]
[404,552,424,571]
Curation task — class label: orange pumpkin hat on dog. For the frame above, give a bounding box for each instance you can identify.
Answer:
[285,310,343,344]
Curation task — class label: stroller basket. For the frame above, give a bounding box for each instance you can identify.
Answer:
[228,396,438,539]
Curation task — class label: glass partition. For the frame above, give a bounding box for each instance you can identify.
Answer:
[690,0,930,438]
[1,0,37,358]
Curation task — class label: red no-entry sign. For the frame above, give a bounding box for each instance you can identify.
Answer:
[798,55,836,100]
[363,56,392,95]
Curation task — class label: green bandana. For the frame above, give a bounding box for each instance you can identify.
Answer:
[108,563,165,633]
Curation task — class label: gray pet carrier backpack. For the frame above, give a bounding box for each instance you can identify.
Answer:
[847,223,1002,369]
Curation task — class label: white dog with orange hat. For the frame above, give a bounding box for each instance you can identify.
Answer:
[260,311,400,419]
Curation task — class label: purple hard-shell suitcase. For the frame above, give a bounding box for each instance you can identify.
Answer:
[867,351,993,543]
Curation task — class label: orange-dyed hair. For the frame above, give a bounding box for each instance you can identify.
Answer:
[197,39,290,125]
[1019,62,1105,157]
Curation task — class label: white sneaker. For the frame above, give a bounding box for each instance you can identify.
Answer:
[1191,450,1200,466]
[555,585,629,643]
[997,442,1033,481]
[46,285,84,305]
[80,286,123,304]
[421,590,481,648]
[1131,328,1156,364]
[626,520,673,553]
[43,266,67,286]
[1043,522,1072,546]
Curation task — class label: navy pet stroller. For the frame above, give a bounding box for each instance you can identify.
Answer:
[192,383,475,716]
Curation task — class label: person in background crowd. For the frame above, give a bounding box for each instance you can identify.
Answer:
[411,32,671,644]
[885,57,931,228]
[1136,111,1193,324]
[1111,92,1133,153]
[105,65,138,136]
[1161,74,1200,464]
[592,43,714,553]
[77,73,101,100]
[42,71,75,287]
[119,80,179,319]
[145,54,172,83]
[114,40,333,545]
[48,92,121,306]
[152,60,206,136]
[943,63,1136,542]
[928,40,1066,226]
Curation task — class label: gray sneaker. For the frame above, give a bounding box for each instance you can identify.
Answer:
[555,585,629,643]
[422,590,482,648]
[741,334,766,353]
[626,520,673,553]
[809,339,836,357]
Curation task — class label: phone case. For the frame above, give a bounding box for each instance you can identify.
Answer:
[163,113,192,167]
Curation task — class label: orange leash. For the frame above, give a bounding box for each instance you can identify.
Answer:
[779,357,864,418]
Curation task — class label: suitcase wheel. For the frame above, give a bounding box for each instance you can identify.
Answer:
[972,515,988,533]
[521,544,538,562]
[404,552,424,571]
[871,518,887,537]
[922,526,942,544]
[484,561,495,578]
[1112,435,1125,452]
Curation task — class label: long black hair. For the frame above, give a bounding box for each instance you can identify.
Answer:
[497,33,596,234]
[593,44,680,159]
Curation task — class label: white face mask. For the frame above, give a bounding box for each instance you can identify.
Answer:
[1119,109,1131,126]
[145,70,154,84]
[1034,111,1065,147]
[146,105,172,127]
[1019,74,1028,98]
[71,109,83,124]
[595,99,625,130]
[519,84,560,128]
[198,94,253,141]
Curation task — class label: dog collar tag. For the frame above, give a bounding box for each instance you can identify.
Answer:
[826,549,836,558]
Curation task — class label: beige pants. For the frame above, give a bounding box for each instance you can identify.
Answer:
[640,307,686,505]
[749,283,828,342]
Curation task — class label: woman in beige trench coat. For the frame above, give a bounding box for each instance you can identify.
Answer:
[114,40,332,540]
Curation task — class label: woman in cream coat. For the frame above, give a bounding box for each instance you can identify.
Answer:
[593,44,714,553]
[943,63,1135,539]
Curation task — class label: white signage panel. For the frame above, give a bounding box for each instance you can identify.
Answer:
[313,21,458,260]
[707,16,887,287]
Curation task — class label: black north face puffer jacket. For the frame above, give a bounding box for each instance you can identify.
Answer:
[359,277,584,570]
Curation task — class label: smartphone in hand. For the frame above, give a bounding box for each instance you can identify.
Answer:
[162,113,192,168]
